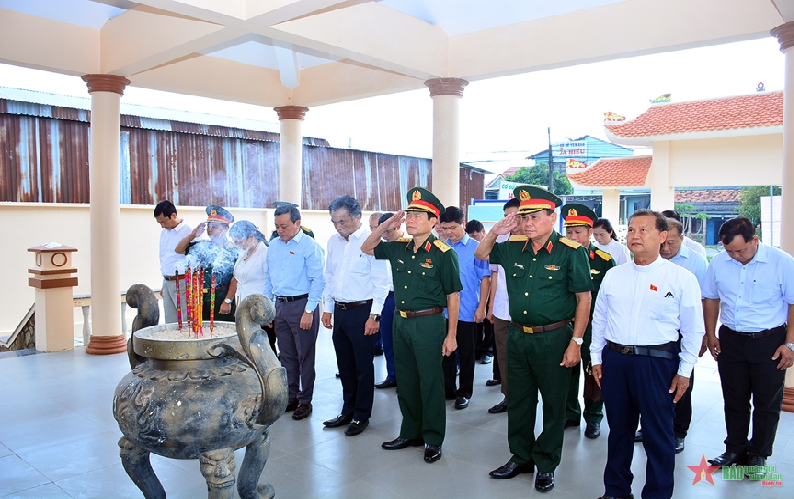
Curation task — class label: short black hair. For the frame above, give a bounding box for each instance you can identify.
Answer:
[629,209,669,232]
[274,204,301,223]
[661,210,681,222]
[154,200,176,218]
[719,216,756,245]
[593,218,618,241]
[328,195,362,218]
[465,220,484,234]
[666,218,684,236]
[503,198,520,211]
[378,212,395,226]
[439,206,464,225]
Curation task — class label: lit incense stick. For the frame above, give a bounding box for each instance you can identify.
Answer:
[210,273,216,336]
[175,270,183,330]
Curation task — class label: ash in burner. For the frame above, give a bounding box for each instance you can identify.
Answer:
[143,323,237,341]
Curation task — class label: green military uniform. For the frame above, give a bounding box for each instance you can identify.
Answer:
[488,188,592,474]
[561,204,617,426]
[373,188,462,446]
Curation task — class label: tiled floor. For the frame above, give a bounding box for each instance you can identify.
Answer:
[1,329,793,498]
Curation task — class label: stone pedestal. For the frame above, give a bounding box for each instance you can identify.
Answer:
[28,243,78,352]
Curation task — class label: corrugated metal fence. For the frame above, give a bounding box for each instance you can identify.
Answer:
[1,98,483,213]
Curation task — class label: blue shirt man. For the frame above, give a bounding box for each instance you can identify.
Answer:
[439,206,490,409]
[263,205,325,421]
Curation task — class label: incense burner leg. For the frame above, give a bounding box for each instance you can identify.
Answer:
[238,431,274,499]
[119,437,165,499]
[200,448,237,499]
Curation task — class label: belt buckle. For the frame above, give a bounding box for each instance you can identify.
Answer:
[525,326,534,334]
[620,346,633,355]
[399,310,408,319]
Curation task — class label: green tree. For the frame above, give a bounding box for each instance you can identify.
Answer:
[507,162,573,196]
[674,203,696,232]
[738,186,781,225]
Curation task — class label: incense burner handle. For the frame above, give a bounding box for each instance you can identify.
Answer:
[125,284,160,369]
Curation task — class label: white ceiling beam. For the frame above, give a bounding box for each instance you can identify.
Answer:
[273,43,300,88]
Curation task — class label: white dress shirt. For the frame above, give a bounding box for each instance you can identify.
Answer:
[591,257,705,376]
[489,234,510,321]
[159,220,191,276]
[683,236,707,257]
[595,239,631,266]
[234,241,268,301]
[324,226,390,315]
[702,243,794,332]
[668,245,708,297]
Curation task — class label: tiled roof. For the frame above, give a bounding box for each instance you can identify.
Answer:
[500,166,522,178]
[606,92,783,138]
[566,156,651,187]
[675,189,740,204]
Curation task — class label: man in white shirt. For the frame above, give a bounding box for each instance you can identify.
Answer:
[322,196,390,436]
[661,209,706,257]
[154,200,191,324]
[591,210,704,499]
[702,216,794,470]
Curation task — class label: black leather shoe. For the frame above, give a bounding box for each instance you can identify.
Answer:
[674,436,685,454]
[285,400,299,412]
[454,397,470,409]
[489,461,534,479]
[634,429,643,442]
[564,419,580,429]
[375,379,397,389]
[480,354,493,364]
[374,347,384,356]
[424,444,442,463]
[344,419,369,436]
[596,494,634,499]
[708,451,746,467]
[585,422,601,439]
[745,453,766,477]
[292,403,312,420]
[485,379,501,387]
[323,414,353,428]
[535,472,554,492]
[488,399,508,414]
[382,437,424,450]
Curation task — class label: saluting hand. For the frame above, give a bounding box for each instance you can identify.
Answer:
[384,210,406,232]
[491,212,518,236]
[772,344,794,370]
[191,222,206,240]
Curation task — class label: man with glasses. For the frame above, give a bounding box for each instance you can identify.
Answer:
[476,186,592,492]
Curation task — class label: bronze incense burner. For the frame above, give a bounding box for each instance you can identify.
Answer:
[113,285,287,499]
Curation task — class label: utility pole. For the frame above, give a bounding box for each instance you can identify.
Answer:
[547,127,554,193]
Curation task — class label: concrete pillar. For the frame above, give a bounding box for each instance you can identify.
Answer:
[648,142,675,211]
[425,78,468,209]
[82,74,129,355]
[771,22,794,410]
[28,244,78,352]
[274,106,309,207]
[601,189,621,226]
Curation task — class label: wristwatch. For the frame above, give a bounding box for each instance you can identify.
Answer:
[370,314,381,322]
[784,341,794,351]
[571,336,584,346]
[223,298,232,304]
[304,309,314,314]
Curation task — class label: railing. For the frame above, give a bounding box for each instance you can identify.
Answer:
[73,289,162,345]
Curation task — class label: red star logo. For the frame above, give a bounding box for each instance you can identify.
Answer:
[687,455,720,485]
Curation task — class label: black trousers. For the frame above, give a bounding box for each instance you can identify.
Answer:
[717,324,787,457]
[332,303,376,421]
[474,317,495,359]
[673,368,694,438]
[443,320,477,399]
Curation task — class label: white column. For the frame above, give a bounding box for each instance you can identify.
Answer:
[771,22,794,409]
[601,189,621,225]
[425,78,468,209]
[648,141,675,211]
[274,106,308,207]
[82,74,129,355]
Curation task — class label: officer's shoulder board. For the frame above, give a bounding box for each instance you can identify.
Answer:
[508,235,529,242]
[396,237,412,243]
[558,237,581,249]
[433,240,451,252]
[595,249,612,261]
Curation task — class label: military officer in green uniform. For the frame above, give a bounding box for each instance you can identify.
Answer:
[561,203,616,440]
[362,187,463,464]
[475,186,592,492]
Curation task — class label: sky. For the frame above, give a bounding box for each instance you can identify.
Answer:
[0,37,785,172]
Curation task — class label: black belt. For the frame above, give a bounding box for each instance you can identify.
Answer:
[511,320,570,334]
[275,293,309,303]
[388,291,395,297]
[335,300,372,310]
[721,324,786,340]
[607,340,677,360]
